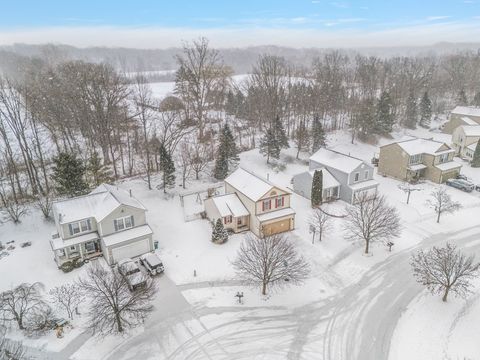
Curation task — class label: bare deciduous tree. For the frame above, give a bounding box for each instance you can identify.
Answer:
[232,234,310,295]
[344,192,401,254]
[426,187,461,223]
[398,182,422,204]
[188,139,211,180]
[0,183,28,224]
[35,193,53,220]
[411,243,480,302]
[0,328,25,360]
[178,141,193,189]
[308,208,333,243]
[0,283,48,330]
[78,263,156,335]
[49,283,84,320]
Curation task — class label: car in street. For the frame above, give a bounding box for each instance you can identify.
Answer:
[446,178,474,192]
[139,253,165,276]
[117,258,147,291]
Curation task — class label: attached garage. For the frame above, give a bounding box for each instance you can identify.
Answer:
[101,224,154,265]
[262,218,293,236]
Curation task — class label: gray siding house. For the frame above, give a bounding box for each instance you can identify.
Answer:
[293,148,378,204]
[50,184,154,266]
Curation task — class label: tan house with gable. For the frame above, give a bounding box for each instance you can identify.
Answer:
[205,168,295,237]
[452,125,480,161]
[443,106,480,134]
[378,138,462,183]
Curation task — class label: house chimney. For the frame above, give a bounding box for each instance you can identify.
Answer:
[129,189,132,197]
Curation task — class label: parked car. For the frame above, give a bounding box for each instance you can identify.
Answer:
[139,253,164,276]
[475,184,480,192]
[117,258,147,291]
[456,174,468,181]
[446,178,474,192]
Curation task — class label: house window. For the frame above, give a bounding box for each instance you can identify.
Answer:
[275,196,284,208]
[364,170,369,180]
[354,173,359,182]
[262,199,271,211]
[409,154,422,165]
[68,219,91,236]
[57,249,65,257]
[438,153,449,164]
[85,242,96,253]
[224,216,232,224]
[69,245,76,251]
[237,217,242,225]
[114,215,135,232]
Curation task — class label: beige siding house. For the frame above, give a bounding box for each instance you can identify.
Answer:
[51,184,154,267]
[452,125,480,161]
[205,168,295,237]
[378,138,462,183]
[443,106,480,134]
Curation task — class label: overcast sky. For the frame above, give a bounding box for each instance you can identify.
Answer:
[1,0,480,48]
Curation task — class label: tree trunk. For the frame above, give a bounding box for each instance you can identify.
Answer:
[365,239,370,254]
[116,313,123,332]
[437,211,441,223]
[262,282,267,295]
[442,287,450,302]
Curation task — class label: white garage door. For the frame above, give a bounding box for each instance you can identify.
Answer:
[111,238,150,263]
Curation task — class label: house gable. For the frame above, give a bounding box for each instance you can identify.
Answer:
[258,186,290,201]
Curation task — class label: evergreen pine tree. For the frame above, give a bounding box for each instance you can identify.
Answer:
[211,218,229,244]
[214,123,239,180]
[159,143,175,193]
[472,141,480,168]
[419,91,432,129]
[404,90,418,129]
[259,128,280,164]
[311,115,327,153]
[294,120,310,159]
[87,151,113,187]
[273,115,289,149]
[311,170,323,207]
[355,98,376,139]
[374,91,394,134]
[473,91,480,107]
[457,88,468,106]
[51,152,89,197]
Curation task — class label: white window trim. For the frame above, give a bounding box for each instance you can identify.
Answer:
[364,170,369,180]
[69,219,91,236]
[114,215,134,232]
[354,172,360,182]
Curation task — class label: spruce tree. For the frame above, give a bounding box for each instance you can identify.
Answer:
[159,143,175,193]
[311,115,327,153]
[374,91,394,134]
[51,152,89,197]
[87,151,113,187]
[457,88,468,106]
[404,90,418,129]
[472,141,480,168]
[259,128,280,164]
[214,123,239,180]
[311,170,323,207]
[419,91,432,129]
[211,218,228,244]
[273,115,289,150]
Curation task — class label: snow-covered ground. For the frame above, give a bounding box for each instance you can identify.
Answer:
[1,122,480,359]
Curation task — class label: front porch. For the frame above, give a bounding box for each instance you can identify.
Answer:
[406,164,427,183]
[50,232,103,266]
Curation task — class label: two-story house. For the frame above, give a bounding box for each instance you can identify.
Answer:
[378,138,462,183]
[452,125,480,162]
[443,106,480,134]
[50,184,154,267]
[293,148,378,204]
[204,168,295,237]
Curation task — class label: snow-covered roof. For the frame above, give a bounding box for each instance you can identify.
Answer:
[408,164,427,171]
[393,138,452,156]
[50,231,99,251]
[102,224,153,247]
[467,142,478,151]
[452,106,480,118]
[461,116,479,126]
[53,184,146,224]
[349,179,379,191]
[257,208,295,222]
[460,125,480,137]
[300,168,340,189]
[435,161,462,171]
[310,148,365,173]
[225,168,290,201]
[211,194,249,218]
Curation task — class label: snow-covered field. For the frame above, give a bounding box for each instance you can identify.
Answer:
[1,121,480,359]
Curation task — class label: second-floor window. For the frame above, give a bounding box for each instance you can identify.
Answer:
[224,216,232,224]
[364,170,369,180]
[354,173,359,182]
[262,199,271,211]
[68,219,91,236]
[438,153,449,164]
[275,196,284,208]
[409,154,422,165]
[114,215,134,232]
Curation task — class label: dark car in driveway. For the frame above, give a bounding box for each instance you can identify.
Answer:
[139,253,164,276]
[446,178,474,192]
[117,258,147,291]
